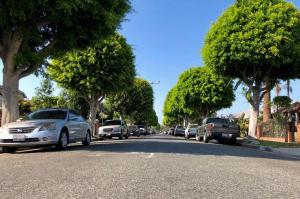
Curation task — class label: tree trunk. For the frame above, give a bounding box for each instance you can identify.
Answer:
[183,115,189,128]
[1,53,21,126]
[88,96,98,137]
[286,80,290,97]
[248,88,260,138]
[263,89,271,123]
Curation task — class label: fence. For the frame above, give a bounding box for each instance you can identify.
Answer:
[257,119,288,142]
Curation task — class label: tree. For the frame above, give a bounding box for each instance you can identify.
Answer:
[203,0,300,137]
[163,86,184,126]
[273,96,292,110]
[56,90,90,119]
[31,77,59,111]
[19,100,32,117]
[176,67,235,121]
[48,33,135,135]
[263,89,272,122]
[105,78,157,125]
[163,67,235,127]
[0,0,131,125]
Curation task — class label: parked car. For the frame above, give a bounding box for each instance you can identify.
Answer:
[185,124,199,139]
[0,108,91,153]
[99,120,129,139]
[128,125,140,136]
[174,126,185,136]
[196,117,240,144]
[137,125,147,135]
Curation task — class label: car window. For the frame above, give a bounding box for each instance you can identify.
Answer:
[26,110,68,120]
[207,118,229,124]
[69,112,80,121]
[104,120,121,126]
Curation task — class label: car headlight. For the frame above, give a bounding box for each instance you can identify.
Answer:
[39,123,56,131]
[113,127,121,132]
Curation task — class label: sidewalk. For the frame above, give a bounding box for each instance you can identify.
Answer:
[239,137,300,159]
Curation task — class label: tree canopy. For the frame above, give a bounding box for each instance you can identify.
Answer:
[48,33,136,134]
[105,78,157,125]
[202,0,300,137]
[0,0,131,125]
[176,67,235,117]
[163,67,235,126]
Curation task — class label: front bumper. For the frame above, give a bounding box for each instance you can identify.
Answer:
[0,129,59,147]
[99,132,121,138]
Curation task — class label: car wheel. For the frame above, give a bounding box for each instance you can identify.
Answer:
[2,147,17,153]
[229,137,237,145]
[56,130,69,150]
[203,133,209,143]
[82,131,91,146]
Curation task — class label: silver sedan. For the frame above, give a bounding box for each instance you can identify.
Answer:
[0,108,91,153]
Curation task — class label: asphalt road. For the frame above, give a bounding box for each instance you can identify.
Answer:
[0,134,300,199]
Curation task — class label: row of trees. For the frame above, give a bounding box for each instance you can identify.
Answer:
[164,0,300,138]
[0,0,132,125]
[163,66,235,127]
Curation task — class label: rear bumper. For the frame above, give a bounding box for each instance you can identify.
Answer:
[209,132,239,139]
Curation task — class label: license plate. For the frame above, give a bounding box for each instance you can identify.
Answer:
[222,133,232,137]
[13,134,26,142]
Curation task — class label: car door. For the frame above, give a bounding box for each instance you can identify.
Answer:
[67,110,82,141]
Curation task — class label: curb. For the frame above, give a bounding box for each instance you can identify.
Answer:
[240,143,300,160]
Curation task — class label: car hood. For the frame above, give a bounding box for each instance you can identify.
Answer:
[99,125,121,129]
[1,119,63,128]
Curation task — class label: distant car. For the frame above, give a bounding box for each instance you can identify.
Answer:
[99,120,129,139]
[0,109,91,153]
[174,126,185,136]
[196,118,240,144]
[137,125,147,135]
[128,125,140,136]
[185,124,199,139]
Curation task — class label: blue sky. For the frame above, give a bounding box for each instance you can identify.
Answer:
[1,0,300,123]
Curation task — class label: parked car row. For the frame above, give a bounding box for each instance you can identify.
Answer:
[98,120,155,140]
[166,117,240,144]
[0,108,156,153]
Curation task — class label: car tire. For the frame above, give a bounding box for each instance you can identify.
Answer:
[203,133,209,143]
[229,137,237,145]
[2,147,17,153]
[56,130,69,150]
[82,131,91,146]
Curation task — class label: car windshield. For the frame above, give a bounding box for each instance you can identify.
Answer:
[26,110,67,120]
[103,120,121,126]
[207,118,230,124]
[137,125,145,128]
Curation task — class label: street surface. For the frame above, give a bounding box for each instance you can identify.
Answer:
[0,134,299,199]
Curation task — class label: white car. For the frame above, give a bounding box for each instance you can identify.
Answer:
[185,124,199,139]
[0,109,91,153]
[99,120,129,139]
